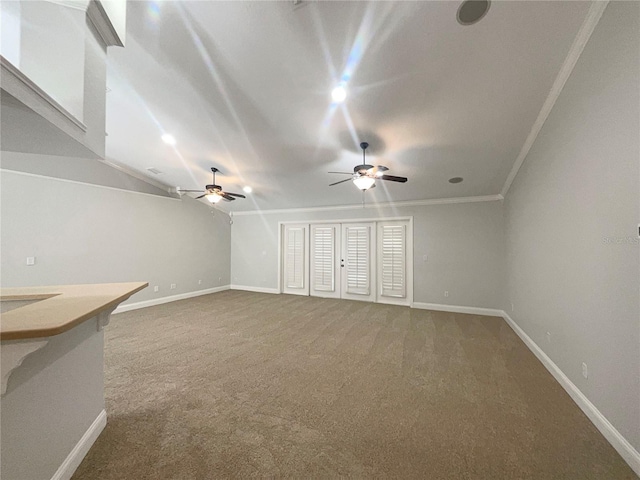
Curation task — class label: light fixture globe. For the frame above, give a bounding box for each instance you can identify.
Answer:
[206,193,222,203]
[353,176,375,191]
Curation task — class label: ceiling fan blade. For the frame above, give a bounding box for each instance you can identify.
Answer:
[380,174,408,183]
[179,189,204,192]
[195,194,206,199]
[221,193,236,201]
[328,171,353,175]
[329,178,353,186]
[224,192,246,198]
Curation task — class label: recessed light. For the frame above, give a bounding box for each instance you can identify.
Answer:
[449,177,464,184]
[242,186,253,194]
[457,0,490,26]
[161,134,176,146]
[331,85,347,103]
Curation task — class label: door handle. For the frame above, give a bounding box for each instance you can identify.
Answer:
[340,259,344,267]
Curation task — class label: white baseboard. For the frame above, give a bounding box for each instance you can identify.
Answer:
[502,311,640,477]
[230,285,280,294]
[51,409,107,480]
[113,285,230,314]
[412,302,503,317]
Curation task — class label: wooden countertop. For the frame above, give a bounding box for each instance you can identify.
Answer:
[0,282,147,340]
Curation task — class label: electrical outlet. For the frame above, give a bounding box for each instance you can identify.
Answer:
[26,256,35,266]
[444,291,449,297]
[423,254,428,262]
[198,280,202,285]
[511,303,514,312]
[170,283,176,290]
[154,286,159,292]
[546,332,551,344]
[582,362,588,379]
[218,277,222,282]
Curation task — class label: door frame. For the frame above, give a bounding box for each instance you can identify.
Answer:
[278,216,413,307]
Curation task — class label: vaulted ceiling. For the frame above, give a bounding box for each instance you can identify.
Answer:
[105,1,591,212]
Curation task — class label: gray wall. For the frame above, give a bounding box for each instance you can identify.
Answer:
[504,1,639,451]
[231,200,505,309]
[0,157,231,305]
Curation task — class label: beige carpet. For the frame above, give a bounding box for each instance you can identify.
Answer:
[74,291,636,479]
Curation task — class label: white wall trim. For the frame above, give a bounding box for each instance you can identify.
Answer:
[1,55,87,133]
[502,311,640,477]
[230,285,280,295]
[99,157,175,195]
[87,0,125,47]
[232,195,503,217]
[50,409,106,480]
[0,169,182,202]
[412,302,503,317]
[278,215,414,226]
[500,1,609,197]
[113,286,230,314]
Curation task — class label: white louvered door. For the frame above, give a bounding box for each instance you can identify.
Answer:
[377,221,408,305]
[283,224,309,296]
[341,223,375,302]
[310,224,340,298]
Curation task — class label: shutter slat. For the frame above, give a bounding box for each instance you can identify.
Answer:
[311,226,335,292]
[345,225,370,295]
[380,224,406,298]
[285,227,305,290]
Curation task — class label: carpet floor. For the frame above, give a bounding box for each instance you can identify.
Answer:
[73,290,636,479]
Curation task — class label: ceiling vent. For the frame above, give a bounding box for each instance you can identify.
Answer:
[146,167,163,175]
[457,0,490,26]
[449,177,464,184]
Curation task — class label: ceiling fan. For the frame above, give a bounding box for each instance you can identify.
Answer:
[329,142,408,191]
[178,167,245,204]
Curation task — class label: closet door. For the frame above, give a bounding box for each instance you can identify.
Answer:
[341,223,375,302]
[310,224,340,298]
[282,224,309,296]
[377,220,410,305]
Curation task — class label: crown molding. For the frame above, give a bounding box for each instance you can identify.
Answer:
[500,1,609,198]
[230,194,503,216]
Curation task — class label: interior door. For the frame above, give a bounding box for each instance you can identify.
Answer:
[310,224,340,298]
[341,223,375,302]
[377,220,409,306]
[282,224,309,296]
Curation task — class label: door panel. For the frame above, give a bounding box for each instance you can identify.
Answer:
[283,224,309,295]
[310,224,340,298]
[377,220,410,305]
[341,223,375,301]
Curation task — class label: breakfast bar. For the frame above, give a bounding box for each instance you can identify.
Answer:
[0,282,147,480]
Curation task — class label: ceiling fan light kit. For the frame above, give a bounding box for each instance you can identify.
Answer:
[329,141,407,192]
[353,176,376,191]
[206,193,223,203]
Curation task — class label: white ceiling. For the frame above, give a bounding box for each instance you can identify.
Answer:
[105,0,591,212]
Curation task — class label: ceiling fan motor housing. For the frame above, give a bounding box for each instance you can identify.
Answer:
[354,164,375,174]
